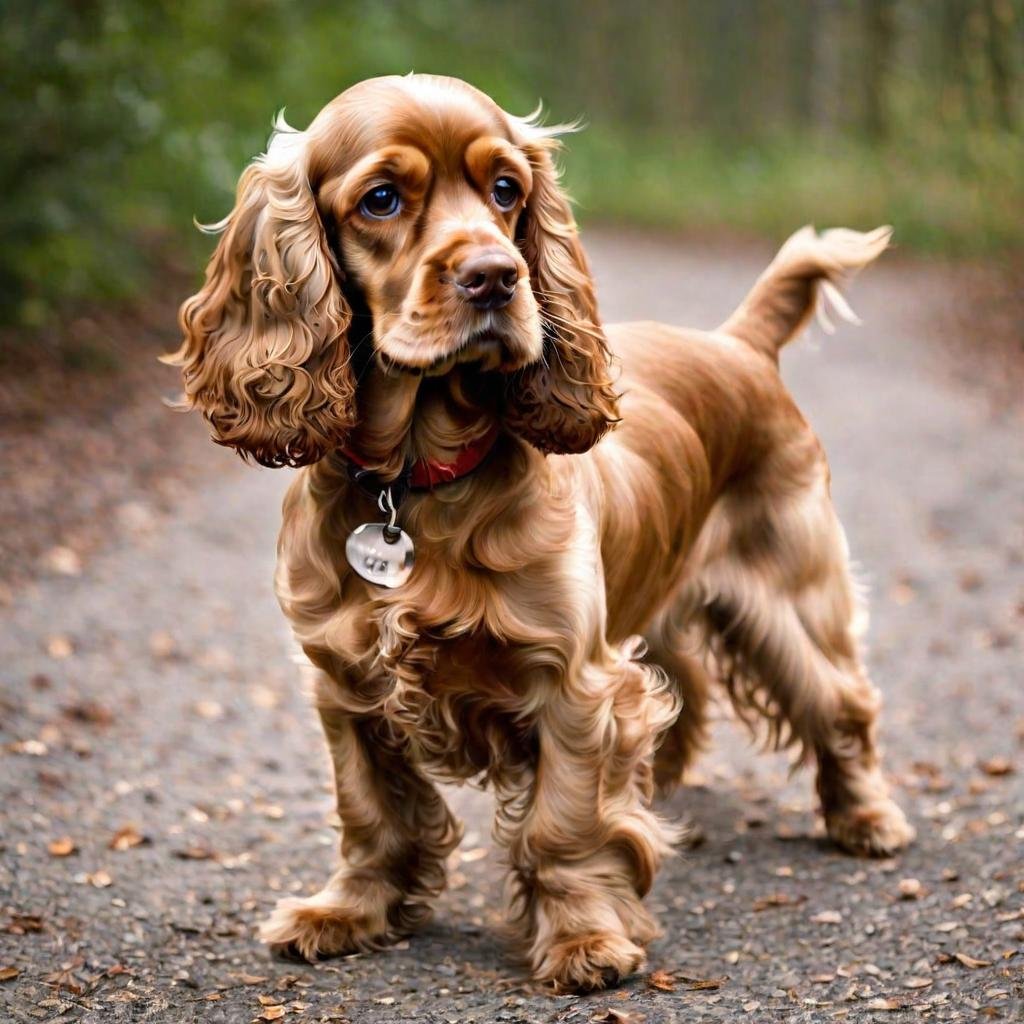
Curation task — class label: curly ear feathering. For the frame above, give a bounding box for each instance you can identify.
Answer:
[504,124,620,455]
[171,74,912,993]
[166,119,356,468]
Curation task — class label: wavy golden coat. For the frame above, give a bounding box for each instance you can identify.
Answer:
[169,74,913,991]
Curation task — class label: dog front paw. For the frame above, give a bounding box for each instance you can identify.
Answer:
[259,892,392,961]
[534,932,647,992]
[826,798,915,857]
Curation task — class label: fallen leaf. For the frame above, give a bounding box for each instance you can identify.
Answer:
[109,826,146,851]
[647,970,675,991]
[865,997,904,1011]
[590,1010,645,1024]
[173,845,218,860]
[257,1008,286,1021]
[233,974,268,985]
[47,837,76,857]
[953,952,992,969]
[258,995,282,1006]
[683,975,727,991]
[898,878,923,900]
[9,739,47,756]
[87,870,113,888]
[810,910,843,924]
[904,977,932,989]
[46,635,74,659]
[0,967,19,982]
[43,546,82,576]
[753,893,805,911]
[149,631,177,659]
[978,757,1014,777]
[63,700,114,727]
[43,964,83,995]
[5,915,44,935]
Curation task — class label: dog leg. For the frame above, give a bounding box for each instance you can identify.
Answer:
[502,643,678,991]
[644,609,712,792]
[260,685,460,959]
[701,451,914,857]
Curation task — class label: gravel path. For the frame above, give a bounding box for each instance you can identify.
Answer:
[1,231,1021,1023]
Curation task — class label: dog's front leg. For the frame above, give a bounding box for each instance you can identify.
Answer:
[503,644,678,991]
[260,676,461,960]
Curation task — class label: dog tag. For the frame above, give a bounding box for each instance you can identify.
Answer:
[345,522,415,588]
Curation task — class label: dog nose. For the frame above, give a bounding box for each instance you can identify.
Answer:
[454,252,518,310]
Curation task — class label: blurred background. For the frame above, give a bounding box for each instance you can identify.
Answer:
[2,6,1023,1017]
[2,0,1022,330]
[3,0,1022,584]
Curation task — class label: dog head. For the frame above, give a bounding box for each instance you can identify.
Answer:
[171,74,618,466]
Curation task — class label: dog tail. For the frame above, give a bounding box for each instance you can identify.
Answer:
[718,225,891,362]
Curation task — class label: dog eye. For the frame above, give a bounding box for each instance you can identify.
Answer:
[358,185,401,219]
[491,177,520,211]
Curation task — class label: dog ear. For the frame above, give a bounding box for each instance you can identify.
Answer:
[166,118,355,468]
[504,127,619,455]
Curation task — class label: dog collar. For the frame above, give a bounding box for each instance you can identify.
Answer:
[342,423,500,493]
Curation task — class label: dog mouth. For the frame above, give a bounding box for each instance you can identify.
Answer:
[380,331,514,378]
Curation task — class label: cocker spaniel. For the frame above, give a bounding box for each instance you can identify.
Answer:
[169,74,913,991]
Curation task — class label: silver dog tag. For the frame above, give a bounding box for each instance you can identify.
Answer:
[345,522,415,588]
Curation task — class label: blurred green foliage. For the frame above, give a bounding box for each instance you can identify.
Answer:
[2,0,1022,327]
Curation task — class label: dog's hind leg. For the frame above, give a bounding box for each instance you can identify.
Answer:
[644,606,712,792]
[695,433,914,857]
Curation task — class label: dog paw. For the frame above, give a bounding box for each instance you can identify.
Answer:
[534,932,647,992]
[258,894,390,961]
[826,799,915,857]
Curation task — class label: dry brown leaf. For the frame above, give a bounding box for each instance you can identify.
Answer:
[684,976,727,991]
[9,739,47,756]
[953,952,992,969]
[46,635,74,659]
[898,878,922,900]
[810,910,843,924]
[233,973,268,985]
[753,893,805,911]
[43,546,82,576]
[978,756,1014,777]
[5,914,44,935]
[149,631,177,659]
[257,1008,286,1022]
[62,700,114,726]
[0,966,19,982]
[194,700,224,721]
[865,997,904,1011]
[87,870,113,888]
[646,969,675,992]
[590,1010,645,1024]
[109,826,146,851]
[47,837,76,857]
[173,845,218,861]
[258,995,282,1006]
[43,964,83,995]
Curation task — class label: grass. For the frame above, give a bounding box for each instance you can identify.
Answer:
[565,127,1024,258]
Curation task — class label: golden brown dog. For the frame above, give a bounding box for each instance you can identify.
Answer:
[169,74,913,991]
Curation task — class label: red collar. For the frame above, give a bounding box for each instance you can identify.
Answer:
[342,424,500,491]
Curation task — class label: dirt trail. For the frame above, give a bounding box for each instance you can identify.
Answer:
[1,231,1022,1022]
